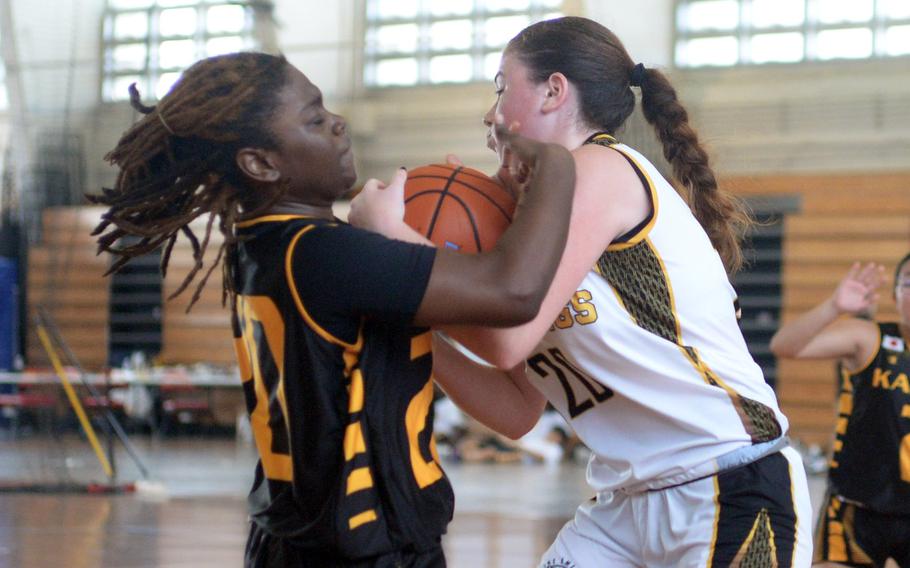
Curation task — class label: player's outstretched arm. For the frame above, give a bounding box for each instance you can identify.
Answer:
[413,125,576,327]
[350,126,574,326]
[431,332,546,440]
[445,144,650,368]
[349,168,433,246]
[770,262,883,366]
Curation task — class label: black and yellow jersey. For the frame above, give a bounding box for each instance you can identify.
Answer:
[830,322,910,514]
[230,215,452,558]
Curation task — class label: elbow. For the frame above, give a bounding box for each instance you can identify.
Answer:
[501,418,536,441]
[495,280,546,327]
[769,339,797,360]
[488,350,528,371]
[468,340,528,370]
[496,411,538,441]
[768,335,781,356]
[768,335,788,358]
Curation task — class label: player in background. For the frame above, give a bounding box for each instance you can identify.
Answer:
[771,257,910,567]
[352,16,812,567]
[91,52,576,567]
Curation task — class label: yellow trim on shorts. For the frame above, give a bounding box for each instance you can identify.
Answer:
[707,475,721,568]
[788,455,799,568]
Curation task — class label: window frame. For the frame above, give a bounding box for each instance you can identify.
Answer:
[0,30,7,112]
[674,0,910,68]
[363,0,564,89]
[101,0,270,102]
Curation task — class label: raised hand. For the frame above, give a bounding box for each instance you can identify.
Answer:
[491,117,537,203]
[832,262,885,316]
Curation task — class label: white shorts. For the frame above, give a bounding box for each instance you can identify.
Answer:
[540,447,813,568]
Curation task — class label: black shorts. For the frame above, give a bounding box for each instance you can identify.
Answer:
[244,521,446,568]
[814,491,910,567]
[709,450,803,567]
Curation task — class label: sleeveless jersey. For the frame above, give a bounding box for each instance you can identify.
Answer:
[526,134,787,493]
[231,215,453,558]
[830,322,910,514]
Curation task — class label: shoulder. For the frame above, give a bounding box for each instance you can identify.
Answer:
[284,220,375,253]
[572,142,637,179]
[286,220,434,279]
[282,221,365,279]
[572,144,645,200]
[839,318,881,371]
[837,317,880,337]
[824,317,879,345]
[569,143,650,236]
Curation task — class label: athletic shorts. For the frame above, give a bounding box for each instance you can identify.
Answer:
[814,491,910,567]
[244,521,446,568]
[539,447,813,568]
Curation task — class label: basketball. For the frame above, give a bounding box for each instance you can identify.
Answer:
[403,164,516,253]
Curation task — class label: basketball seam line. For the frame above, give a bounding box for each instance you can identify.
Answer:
[425,167,460,240]
[406,175,513,221]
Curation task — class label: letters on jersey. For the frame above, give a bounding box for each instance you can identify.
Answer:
[831,322,910,514]
[525,134,786,493]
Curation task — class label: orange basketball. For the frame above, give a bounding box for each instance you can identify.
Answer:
[404,164,515,253]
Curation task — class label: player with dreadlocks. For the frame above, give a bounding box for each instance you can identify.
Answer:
[90,53,291,310]
[91,52,576,567]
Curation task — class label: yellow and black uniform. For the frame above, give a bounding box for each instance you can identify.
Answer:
[815,322,910,567]
[231,215,452,567]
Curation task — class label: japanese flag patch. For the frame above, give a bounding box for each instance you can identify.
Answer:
[882,335,905,352]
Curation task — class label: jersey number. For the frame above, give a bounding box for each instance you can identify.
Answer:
[235,295,293,482]
[527,348,613,418]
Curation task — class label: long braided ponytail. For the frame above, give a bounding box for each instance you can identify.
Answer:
[637,67,750,273]
[508,17,751,273]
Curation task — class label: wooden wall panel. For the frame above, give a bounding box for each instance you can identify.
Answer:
[22,171,910,440]
[726,171,910,447]
[26,207,109,370]
[158,218,234,366]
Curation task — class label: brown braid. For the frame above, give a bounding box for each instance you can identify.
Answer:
[637,67,750,273]
[508,17,752,274]
[89,52,292,313]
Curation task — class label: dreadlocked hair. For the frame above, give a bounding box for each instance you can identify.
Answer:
[89,52,291,314]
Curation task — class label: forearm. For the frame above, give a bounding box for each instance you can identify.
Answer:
[488,145,576,307]
[387,221,434,246]
[432,333,545,439]
[442,323,536,370]
[770,296,841,357]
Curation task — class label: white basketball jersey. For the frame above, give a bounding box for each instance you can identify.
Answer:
[526,135,788,493]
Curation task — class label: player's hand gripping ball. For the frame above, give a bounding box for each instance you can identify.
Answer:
[403,164,516,253]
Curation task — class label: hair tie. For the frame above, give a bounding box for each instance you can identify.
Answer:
[157,111,176,136]
[629,63,646,88]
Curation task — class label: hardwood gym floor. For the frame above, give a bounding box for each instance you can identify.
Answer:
[0,436,827,568]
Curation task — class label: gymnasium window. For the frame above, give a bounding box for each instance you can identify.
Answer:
[101,0,270,102]
[675,0,910,67]
[363,0,563,88]
[0,34,6,111]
